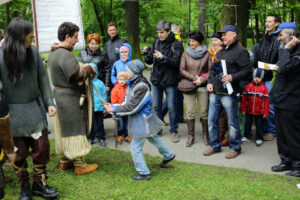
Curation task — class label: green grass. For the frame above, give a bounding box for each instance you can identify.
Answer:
[3,139,300,200]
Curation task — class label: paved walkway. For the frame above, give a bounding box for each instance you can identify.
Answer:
[47,69,282,175]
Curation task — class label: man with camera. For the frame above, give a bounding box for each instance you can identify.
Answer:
[144,21,184,143]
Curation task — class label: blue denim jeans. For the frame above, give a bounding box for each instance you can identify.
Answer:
[130,135,174,175]
[152,85,178,133]
[118,116,128,137]
[162,87,184,123]
[263,81,276,136]
[208,93,241,151]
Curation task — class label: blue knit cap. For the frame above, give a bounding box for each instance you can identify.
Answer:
[126,59,145,76]
[253,68,264,80]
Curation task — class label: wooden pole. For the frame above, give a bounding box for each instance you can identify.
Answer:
[31,0,39,50]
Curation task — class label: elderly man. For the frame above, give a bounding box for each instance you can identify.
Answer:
[203,25,251,159]
[269,22,300,177]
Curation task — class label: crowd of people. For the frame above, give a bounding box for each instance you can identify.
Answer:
[0,14,299,199]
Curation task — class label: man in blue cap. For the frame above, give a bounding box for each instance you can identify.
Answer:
[269,22,300,177]
[204,25,251,159]
[252,14,280,141]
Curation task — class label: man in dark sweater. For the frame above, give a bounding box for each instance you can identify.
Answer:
[269,22,300,178]
[102,22,127,100]
[144,21,184,143]
[252,14,280,141]
[203,25,251,159]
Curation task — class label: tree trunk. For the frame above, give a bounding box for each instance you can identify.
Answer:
[125,0,141,60]
[198,0,206,44]
[90,0,105,40]
[219,0,250,47]
[109,0,112,22]
[251,0,259,43]
[5,2,10,30]
[295,2,300,27]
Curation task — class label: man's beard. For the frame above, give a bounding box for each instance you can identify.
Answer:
[280,37,291,49]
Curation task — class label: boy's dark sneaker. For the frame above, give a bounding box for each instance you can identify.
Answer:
[160,154,176,168]
[131,173,151,181]
[117,136,123,145]
[125,136,132,143]
[99,140,107,147]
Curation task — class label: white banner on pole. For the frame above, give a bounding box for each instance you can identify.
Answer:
[32,0,85,53]
[0,0,12,6]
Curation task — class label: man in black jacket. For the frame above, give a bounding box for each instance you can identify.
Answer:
[103,22,127,99]
[269,22,300,178]
[144,21,184,143]
[203,25,251,159]
[252,15,280,141]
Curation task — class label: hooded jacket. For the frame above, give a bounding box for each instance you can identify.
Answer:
[111,75,163,137]
[111,43,132,85]
[111,82,127,104]
[145,32,184,87]
[240,81,269,116]
[103,35,127,87]
[252,33,279,82]
[90,63,107,112]
[269,43,300,111]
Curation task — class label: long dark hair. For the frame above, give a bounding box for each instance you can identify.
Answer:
[3,18,34,83]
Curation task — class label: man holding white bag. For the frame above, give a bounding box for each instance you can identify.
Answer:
[203,25,251,159]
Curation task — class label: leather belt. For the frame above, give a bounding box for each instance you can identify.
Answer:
[54,86,77,92]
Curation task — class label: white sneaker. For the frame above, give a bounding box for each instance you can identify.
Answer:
[256,139,263,146]
[241,137,250,143]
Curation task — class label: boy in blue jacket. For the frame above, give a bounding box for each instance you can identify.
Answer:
[111,43,132,85]
[89,63,107,147]
[105,59,175,180]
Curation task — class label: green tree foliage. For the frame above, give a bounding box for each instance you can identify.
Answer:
[0,0,32,30]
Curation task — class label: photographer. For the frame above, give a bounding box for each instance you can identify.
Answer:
[144,20,184,143]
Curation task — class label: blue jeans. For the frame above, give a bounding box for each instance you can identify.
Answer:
[208,93,241,151]
[118,116,128,137]
[91,111,105,141]
[152,85,178,133]
[130,135,174,175]
[162,88,184,122]
[263,81,276,136]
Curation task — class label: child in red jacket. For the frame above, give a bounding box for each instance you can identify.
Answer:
[240,68,269,146]
[111,72,131,144]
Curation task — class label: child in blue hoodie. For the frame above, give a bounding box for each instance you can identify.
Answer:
[105,60,175,181]
[111,43,132,85]
[89,63,107,147]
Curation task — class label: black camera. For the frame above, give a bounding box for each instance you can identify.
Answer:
[142,46,153,56]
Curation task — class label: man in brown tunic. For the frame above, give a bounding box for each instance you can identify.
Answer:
[48,22,98,175]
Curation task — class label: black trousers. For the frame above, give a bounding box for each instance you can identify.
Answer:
[244,114,263,140]
[275,107,300,170]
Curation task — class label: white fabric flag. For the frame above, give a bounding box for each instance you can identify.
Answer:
[32,0,85,53]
